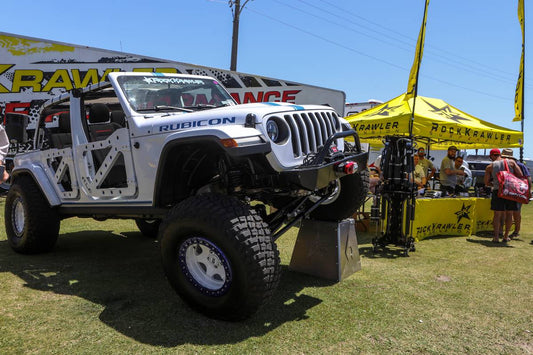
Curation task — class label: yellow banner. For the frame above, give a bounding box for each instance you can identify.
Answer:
[514,0,525,122]
[409,198,492,241]
[405,0,430,101]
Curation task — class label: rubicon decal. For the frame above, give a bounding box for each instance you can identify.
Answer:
[159,117,236,132]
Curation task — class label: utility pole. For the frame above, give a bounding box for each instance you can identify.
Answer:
[229,0,252,71]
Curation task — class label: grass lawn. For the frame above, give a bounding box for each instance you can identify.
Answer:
[0,196,531,354]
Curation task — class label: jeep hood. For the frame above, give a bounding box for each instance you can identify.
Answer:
[130,102,337,137]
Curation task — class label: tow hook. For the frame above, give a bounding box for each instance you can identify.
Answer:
[335,161,357,175]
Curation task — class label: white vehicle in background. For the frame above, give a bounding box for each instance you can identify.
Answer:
[344,100,383,117]
[4,72,369,320]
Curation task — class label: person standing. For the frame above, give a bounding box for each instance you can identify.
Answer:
[484,148,523,243]
[500,148,530,239]
[454,155,472,194]
[439,146,465,196]
[413,154,427,190]
[369,154,382,176]
[417,147,436,181]
[0,124,9,184]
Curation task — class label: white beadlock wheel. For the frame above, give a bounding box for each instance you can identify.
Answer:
[180,237,231,294]
[4,175,60,254]
[12,197,25,237]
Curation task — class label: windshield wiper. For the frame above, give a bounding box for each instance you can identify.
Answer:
[154,105,193,112]
[183,104,218,110]
[137,105,192,113]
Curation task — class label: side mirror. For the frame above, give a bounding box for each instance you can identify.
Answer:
[5,113,29,144]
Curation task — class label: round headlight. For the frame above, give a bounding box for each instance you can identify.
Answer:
[266,120,279,142]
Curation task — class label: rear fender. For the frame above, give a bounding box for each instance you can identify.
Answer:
[10,166,62,207]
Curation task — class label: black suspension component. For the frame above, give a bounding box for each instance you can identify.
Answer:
[372,136,417,256]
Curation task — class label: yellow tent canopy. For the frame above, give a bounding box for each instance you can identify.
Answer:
[345,93,523,150]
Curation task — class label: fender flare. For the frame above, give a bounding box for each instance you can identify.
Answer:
[10,166,62,207]
[152,132,270,207]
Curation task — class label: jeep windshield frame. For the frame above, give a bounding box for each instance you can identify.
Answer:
[116,75,236,114]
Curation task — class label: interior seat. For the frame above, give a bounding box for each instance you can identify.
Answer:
[87,103,126,187]
[88,103,123,141]
[110,111,126,127]
[50,112,72,149]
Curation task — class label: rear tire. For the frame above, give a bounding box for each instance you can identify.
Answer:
[160,194,281,321]
[4,175,60,254]
[135,218,161,238]
[310,169,370,221]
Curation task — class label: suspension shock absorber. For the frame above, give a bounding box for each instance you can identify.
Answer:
[227,170,242,191]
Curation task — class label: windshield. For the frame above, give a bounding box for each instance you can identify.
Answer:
[117,75,236,113]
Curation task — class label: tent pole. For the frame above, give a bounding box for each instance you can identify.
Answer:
[407,0,429,139]
[521,0,525,162]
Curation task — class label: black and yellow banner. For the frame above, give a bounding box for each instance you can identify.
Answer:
[405,0,430,101]
[514,0,525,122]
[410,198,493,241]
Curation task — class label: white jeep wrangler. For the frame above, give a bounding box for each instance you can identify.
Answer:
[4,72,368,320]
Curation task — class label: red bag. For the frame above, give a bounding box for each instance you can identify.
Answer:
[497,159,530,204]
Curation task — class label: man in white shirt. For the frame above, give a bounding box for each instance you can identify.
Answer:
[454,155,472,193]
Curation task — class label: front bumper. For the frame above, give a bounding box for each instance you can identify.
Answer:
[282,130,369,190]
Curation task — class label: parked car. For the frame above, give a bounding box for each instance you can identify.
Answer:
[464,154,491,188]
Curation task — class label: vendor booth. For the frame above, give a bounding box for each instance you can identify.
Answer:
[346,93,523,252]
[347,93,523,149]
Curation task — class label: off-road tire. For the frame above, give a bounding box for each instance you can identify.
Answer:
[4,175,60,254]
[135,218,161,238]
[310,169,370,221]
[160,193,281,321]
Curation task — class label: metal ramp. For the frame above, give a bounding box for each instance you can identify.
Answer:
[289,218,361,281]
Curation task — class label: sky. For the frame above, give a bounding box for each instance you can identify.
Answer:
[1,0,531,157]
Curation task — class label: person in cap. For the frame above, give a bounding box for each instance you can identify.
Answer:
[417,147,435,182]
[500,148,530,239]
[439,145,465,196]
[369,154,382,176]
[484,148,523,243]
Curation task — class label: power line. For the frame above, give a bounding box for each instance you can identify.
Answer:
[314,0,521,78]
[245,6,526,103]
[296,0,527,87]
[244,6,407,72]
[273,0,524,87]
